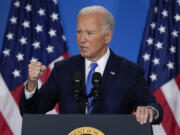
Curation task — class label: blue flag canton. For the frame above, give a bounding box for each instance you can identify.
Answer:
[0,0,67,91]
[138,0,180,92]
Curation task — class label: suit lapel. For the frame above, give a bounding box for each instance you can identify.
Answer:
[102,50,121,92]
[76,51,119,98]
[92,50,121,113]
[76,51,122,113]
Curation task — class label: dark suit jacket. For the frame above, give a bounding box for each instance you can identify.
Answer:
[19,50,163,124]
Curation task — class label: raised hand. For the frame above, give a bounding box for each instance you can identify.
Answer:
[27,61,46,92]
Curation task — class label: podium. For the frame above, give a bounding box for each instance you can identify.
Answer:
[21,114,153,135]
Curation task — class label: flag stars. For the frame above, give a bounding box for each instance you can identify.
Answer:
[32,41,40,49]
[146,38,153,45]
[19,36,27,45]
[10,16,17,24]
[154,7,158,13]
[14,1,20,8]
[152,58,160,65]
[22,20,30,28]
[51,12,58,21]
[12,69,20,78]
[3,49,10,57]
[167,61,174,70]
[169,46,176,54]
[46,45,54,53]
[171,30,178,38]
[52,0,58,5]
[161,10,168,18]
[6,32,14,40]
[35,24,43,33]
[38,8,45,16]
[142,53,150,61]
[48,29,56,37]
[62,35,66,41]
[174,14,180,22]
[155,41,163,49]
[158,25,166,34]
[150,22,156,29]
[177,0,180,6]
[16,53,24,61]
[25,4,32,12]
[30,57,38,62]
[150,73,157,82]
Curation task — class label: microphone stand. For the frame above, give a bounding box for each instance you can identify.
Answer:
[85,99,89,115]
[84,93,93,115]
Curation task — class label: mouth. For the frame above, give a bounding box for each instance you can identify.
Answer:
[79,46,89,52]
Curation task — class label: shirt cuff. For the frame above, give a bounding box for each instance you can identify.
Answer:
[147,106,159,120]
[24,81,37,99]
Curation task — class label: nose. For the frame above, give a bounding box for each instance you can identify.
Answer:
[79,33,86,43]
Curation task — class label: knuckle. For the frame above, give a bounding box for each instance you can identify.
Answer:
[37,62,42,65]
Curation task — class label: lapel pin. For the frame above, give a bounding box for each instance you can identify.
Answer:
[110,71,115,75]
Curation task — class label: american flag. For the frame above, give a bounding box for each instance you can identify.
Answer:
[0,0,68,134]
[138,0,180,135]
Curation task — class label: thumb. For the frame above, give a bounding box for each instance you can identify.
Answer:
[39,65,46,77]
[41,65,46,72]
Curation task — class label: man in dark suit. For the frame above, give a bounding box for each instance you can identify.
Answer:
[20,6,163,125]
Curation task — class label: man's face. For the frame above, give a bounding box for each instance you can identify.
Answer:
[77,13,112,61]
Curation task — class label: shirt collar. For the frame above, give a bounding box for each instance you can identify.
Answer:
[85,47,110,70]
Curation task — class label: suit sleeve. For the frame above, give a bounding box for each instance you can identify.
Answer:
[19,63,60,115]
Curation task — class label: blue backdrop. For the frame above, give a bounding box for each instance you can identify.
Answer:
[0,0,150,62]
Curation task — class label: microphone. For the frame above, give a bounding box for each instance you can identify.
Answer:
[91,72,101,105]
[72,72,82,102]
[72,72,88,114]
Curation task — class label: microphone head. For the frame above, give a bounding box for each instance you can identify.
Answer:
[92,72,101,102]
[73,72,82,86]
[92,72,101,87]
[72,72,82,101]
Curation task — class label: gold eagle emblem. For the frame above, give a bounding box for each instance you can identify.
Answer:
[68,126,105,135]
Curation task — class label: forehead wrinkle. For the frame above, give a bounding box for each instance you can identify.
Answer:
[77,13,104,32]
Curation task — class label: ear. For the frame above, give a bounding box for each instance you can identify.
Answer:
[105,30,113,44]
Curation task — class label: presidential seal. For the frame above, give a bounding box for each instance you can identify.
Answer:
[68,127,105,135]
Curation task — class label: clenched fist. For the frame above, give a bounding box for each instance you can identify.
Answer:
[27,61,46,92]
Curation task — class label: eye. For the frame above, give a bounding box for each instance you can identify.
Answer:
[77,30,81,34]
[88,32,93,35]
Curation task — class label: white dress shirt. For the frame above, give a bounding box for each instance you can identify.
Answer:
[24,81,37,99]
[85,48,110,82]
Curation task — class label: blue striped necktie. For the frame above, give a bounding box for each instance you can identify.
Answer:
[86,62,98,114]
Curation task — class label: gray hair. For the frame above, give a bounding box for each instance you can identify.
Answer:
[78,6,114,33]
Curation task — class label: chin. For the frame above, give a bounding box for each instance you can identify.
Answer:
[80,52,89,58]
